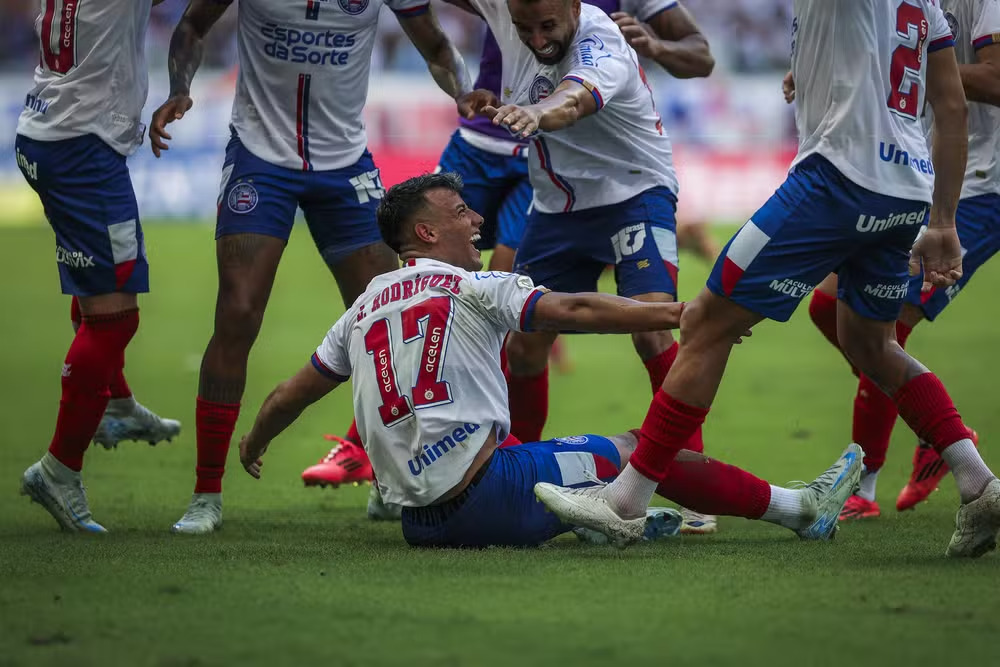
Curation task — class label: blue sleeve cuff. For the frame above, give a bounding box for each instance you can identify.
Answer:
[519,290,546,331]
[311,353,350,382]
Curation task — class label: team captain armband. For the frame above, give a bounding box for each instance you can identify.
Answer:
[973,33,1000,49]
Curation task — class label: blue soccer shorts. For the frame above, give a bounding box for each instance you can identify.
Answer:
[216,131,384,266]
[514,186,679,298]
[400,435,622,548]
[436,130,532,250]
[14,133,148,297]
[906,193,1000,320]
[708,154,929,322]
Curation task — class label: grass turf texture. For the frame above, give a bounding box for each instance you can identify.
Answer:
[1,223,998,667]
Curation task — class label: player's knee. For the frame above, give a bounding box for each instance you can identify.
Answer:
[838,324,891,375]
[505,331,554,375]
[215,293,266,345]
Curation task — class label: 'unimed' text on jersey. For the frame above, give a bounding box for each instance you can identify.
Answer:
[790,0,954,203]
[17,0,150,156]
[233,0,429,171]
[469,2,679,213]
[313,258,546,507]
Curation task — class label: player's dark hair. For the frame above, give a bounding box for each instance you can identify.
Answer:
[377,172,465,253]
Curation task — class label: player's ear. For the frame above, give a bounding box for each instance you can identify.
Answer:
[413,221,436,245]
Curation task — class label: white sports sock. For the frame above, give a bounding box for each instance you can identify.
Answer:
[941,438,996,503]
[856,468,879,501]
[760,486,806,530]
[606,463,659,519]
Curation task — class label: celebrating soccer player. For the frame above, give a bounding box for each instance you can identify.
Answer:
[149,0,476,533]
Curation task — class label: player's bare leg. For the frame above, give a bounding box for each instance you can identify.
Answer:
[23,292,140,533]
[505,329,558,442]
[302,241,399,489]
[836,301,999,556]
[68,298,181,450]
[173,233,285,534]
[676,219,720,264]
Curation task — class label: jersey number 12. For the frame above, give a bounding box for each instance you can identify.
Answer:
[363,297,456,428]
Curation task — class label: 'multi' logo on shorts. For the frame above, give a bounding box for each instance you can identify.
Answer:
[863,283,908,300]
[769,278,813,298]
[407,423,481,476]
[56,246,95,268]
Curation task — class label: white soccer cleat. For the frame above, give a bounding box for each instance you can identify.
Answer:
[367,484,402,521]
[20,453,106,533]
[795,443,864,540]
[93,398,181,449]
[947,478,1000,558]
[171,493,223,534]
[573,507,683,544]
[679,508,718,535]
[534,483,647,546]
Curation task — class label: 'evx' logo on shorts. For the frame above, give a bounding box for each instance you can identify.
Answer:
[227,182,259,214]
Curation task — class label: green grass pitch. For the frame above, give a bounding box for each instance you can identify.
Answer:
[1,223,998,666]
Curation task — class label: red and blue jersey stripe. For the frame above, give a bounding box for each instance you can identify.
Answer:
[928,35,956,52]
[533,137,576,212]
[393,3,430,17]
[973,33,1000,50]
[562,75,604,109]
[296,73,313,171]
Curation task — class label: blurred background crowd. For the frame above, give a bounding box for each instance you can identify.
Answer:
[0,0,794,75]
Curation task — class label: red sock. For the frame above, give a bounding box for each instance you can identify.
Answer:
[507,366,548,443]
[344,419,362,447]
[70,296,81,327]
[894,372,970,455]
[48,310,139,471]
[109,356,132,400]
[195,397,240,494]
[641,343,704,453]
[630,391,708,481]
[656,454,771,518]
[808,290,858,376]
[851,322,913,472]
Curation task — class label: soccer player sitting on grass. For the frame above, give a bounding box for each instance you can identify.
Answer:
[236,173,861,548]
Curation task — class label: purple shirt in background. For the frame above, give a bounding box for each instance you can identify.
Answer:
[459,0,626,143]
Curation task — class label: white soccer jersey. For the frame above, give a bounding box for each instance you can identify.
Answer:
[313,258,547,507]
[940,0,1000,197]
[469,2,678,213]
[232,0,429,171]
[16,0,151,156]
[790,0,954,203]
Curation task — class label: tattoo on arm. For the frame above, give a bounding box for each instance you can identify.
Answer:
[169,0,234,96]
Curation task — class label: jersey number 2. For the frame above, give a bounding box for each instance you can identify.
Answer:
[40,0,80,75]
[887,2,929,120]
[363,297,455,428]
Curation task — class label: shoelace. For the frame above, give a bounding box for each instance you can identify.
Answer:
[321,444,346,463]
[582,469,607,487]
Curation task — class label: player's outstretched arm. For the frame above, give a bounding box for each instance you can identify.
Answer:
[398,8,474,107]
[239,364,341,479]
[482,80,598,137]
[912,45,968,291]
[959,43,1000,106]
[611,4,714,79]
[531,292,682,334]
[149,0,234,158]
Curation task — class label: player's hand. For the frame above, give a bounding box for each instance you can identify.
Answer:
[149,94,193,158]
[239,434,268,479]
[734,328,753,345]
[457,89,499,120]
[482,104,541,138]
[909,224,963,292]
[782,71,796,103]
[611,12,659,60]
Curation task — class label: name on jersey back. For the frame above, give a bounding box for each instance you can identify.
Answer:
[261,22,356,66]
[356,272,464,322]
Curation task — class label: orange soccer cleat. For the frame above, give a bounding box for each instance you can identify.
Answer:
[896,430,979,512]
[838,494,881,521]
[301,435,373,488]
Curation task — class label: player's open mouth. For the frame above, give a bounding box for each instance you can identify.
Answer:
[536,44,557,57]
[471,233,481,244]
